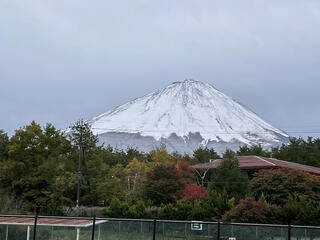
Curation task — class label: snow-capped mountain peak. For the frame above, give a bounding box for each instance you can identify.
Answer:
[90,79,289,153]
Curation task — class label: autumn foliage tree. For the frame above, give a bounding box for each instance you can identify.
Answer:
[172,158,195,185]
[144,165,184,205]
[251,169,320,206]
[144,159,194,205]
[179,184,209,202]
[150,144,173,166]
[222,198,281,224]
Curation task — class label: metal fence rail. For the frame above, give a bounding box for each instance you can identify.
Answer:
[0,214,319,240]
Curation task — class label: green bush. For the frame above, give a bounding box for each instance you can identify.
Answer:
[279,196,320,225]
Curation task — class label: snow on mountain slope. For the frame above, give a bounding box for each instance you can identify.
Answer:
[90,79,289,152]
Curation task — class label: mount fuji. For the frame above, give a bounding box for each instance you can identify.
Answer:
[90,79,289,154]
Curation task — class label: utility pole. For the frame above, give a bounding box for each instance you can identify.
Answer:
[71,119,95,208]
[74,119,85,208]
[76,140,82,208]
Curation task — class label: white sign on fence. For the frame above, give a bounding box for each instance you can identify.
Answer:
[191,221,203,231]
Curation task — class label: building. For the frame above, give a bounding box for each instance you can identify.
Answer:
[193,155,320,185]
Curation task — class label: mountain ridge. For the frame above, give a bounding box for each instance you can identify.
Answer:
[90,79,289,153]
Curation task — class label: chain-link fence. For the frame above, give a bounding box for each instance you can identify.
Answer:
[0,215,319,240]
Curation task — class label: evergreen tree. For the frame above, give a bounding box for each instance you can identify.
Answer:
[279,196,320,225]
[69,120,98,151]
[272,137,320,167]
[207,190,234,219]
[0,121,77,213]
[126,147,150,163]
[0,130,9,162]
[192,147,220,164]
[237,144,270,157]
[209,151,251,200]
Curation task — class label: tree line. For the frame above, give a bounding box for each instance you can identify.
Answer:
[0,121,320,225]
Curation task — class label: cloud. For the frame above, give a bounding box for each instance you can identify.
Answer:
[0,0,320,138]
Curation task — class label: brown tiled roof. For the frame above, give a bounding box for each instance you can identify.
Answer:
[265,157,320,175]
[0,216,106,227]
[193,155,320,176]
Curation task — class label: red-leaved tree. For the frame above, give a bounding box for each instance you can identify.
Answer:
[222,198,281,224]
[179,184,209,202]
[144,159,195,205]
[172,158,195,185]
[251,169,320,206]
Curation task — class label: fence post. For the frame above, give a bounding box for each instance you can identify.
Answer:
[288,224,291,240]
[152,219,157,240]
[91,216,96,240]
[33,214,38,240]
[217,222,220,240]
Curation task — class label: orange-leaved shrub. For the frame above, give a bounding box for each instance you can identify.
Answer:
[179,184,209,202]
[222,198,280,224]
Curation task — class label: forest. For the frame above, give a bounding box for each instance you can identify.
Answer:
[0,121,320,225]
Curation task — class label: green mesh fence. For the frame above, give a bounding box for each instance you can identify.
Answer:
[220,224,288,240]
[0,224,34,240]
[291,226,320,240]
[1,217,320,240]
[155,221,217,240]
[93,220,153,240]
[0,224,7,239]
[156,222,217,240]
[35,225,92,240]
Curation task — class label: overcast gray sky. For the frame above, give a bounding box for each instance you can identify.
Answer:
[1,0,320,138]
